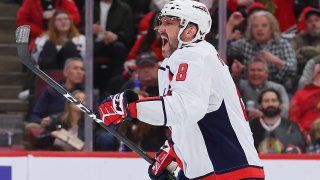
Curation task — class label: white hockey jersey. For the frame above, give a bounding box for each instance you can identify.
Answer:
[136,41,264,179]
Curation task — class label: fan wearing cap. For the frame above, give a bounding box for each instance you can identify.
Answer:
[293,7,320,75]
[121,52,159,97]
[98,0,264,179]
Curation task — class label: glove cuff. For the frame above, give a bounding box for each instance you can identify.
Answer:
[128,102,137,118]
[124,89,139,103]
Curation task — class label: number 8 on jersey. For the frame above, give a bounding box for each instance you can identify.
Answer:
[176,63,188,81]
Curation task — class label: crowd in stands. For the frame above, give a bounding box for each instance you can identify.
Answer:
[11,0,320,153]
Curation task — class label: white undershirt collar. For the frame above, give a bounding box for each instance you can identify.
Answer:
[259,117,281,131]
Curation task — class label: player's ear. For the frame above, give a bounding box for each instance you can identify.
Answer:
[185,24,197,39]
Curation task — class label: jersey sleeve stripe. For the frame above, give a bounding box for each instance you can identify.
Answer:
[137,96,162,102]
[161,96,168,126]
[166,65,174,77]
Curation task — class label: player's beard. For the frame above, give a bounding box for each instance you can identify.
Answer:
[261,106,281,118]
[162,36,179,58]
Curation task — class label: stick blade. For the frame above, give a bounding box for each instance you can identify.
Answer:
[16,25,30,43]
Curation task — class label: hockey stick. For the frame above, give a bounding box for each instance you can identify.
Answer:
[15,25,154,164]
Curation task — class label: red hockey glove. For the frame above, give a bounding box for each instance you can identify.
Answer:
[148,140,178,179]
[98,90,138,126]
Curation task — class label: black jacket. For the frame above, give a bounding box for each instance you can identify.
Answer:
[94,0,135,48]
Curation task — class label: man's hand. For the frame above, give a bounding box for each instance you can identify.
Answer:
[92,23,104,35]
[227,11,244,41]
[258,50,284,69]
[228,11,245,27]
[258,50,275,62]
[123,59,137,78]
[103,31,118,44]
[231,59,245,77]
[148,140,178,180]
[248,108,263,120]
[98,90,138,126]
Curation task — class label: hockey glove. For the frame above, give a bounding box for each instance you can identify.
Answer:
[98,90,138,126]
[148,140,178,180]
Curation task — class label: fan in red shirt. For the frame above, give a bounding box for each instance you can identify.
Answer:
[290,62,320,132]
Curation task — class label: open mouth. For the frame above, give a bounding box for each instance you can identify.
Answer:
[161,36,168,47]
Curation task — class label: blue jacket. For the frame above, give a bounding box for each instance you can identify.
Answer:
[28,80,84,123]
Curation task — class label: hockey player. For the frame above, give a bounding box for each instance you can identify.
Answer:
[98,0,265,179]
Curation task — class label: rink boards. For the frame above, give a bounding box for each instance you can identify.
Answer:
[0,151,320,180]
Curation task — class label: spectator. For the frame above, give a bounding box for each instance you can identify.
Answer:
[16,0,80,49]
[24,57,84,149]
[290,62,320,133]
[225,2,267,44]
[121,52,160,97]
[298,58,320,89]
[28,57,85,124]
[118,52,167,151]
[93,0,135,96]
[232,59,289,119]
[250,89,305,154]
[296,6,313,33]
[228,11,297,92]
[32,10,85,70]
[306,119,320,153]
[36,90,87,151]
[294,0,319,20]
[292,8,320,75]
